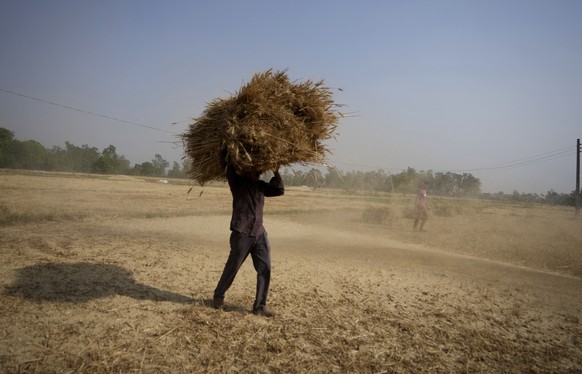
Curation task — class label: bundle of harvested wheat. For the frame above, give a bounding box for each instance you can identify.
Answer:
[182,69,341,185]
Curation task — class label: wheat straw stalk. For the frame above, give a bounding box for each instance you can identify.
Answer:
[182,69,341,185]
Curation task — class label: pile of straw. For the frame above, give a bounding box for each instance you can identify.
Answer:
[182,69,340,185]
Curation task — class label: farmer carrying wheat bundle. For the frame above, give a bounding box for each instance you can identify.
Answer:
[182,69,341,316]
[213,161,284,317]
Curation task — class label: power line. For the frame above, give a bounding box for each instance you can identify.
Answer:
[1,87,574,178]
[473,147,572,170]
[452,145,574,173]
[0,88,178,135]
[332,145,575,177]
[476,151,574,176]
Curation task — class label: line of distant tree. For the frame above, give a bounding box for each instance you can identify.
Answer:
[279,167,578,206]
[0,127,577,206]
[0,127,186,178]
[480,190,578,206]
[280,166,482,197]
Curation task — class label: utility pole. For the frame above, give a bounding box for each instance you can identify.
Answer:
[576,138,580,217]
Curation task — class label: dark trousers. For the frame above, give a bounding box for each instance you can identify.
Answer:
[213,231,271,309]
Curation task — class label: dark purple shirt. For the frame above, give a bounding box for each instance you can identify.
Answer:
[227,168,284,236]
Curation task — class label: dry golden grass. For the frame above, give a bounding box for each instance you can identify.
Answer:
[1,169,581,373]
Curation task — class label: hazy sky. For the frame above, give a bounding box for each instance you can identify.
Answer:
[1,1,581,194]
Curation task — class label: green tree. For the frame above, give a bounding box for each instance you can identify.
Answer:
[17,140,51,170]
[459,173,481,196]
[53,141,99,172]
[128,163,142,176]
[167,161,186,178]
[391,167,418,194]
[152,154,169,177]
[92,145,130,174]
[139,162,155,176]
[0,127,13,142]
[0,128,16,168]
[92,156,115,174]
[0,128,52,170]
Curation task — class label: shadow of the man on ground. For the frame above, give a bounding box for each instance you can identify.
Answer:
[5,262,192,304]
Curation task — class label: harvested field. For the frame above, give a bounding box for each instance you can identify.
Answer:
[1,169,581,373]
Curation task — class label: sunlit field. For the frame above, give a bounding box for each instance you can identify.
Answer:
[1,169,581,373]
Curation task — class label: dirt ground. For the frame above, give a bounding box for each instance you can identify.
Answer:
[1,170,581,373]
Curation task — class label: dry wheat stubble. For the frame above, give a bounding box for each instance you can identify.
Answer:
[0,171,581,372]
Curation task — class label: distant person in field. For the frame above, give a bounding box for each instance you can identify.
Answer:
[212,165,284,317]
[413,183,429,232]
